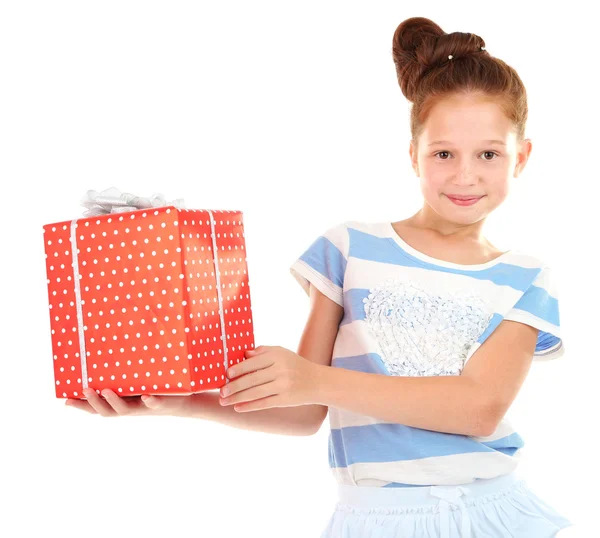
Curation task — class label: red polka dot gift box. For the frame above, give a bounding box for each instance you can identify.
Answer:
[43,204,255,400]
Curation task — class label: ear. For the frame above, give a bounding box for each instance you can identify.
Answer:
[409,140,419,177]
[514,139,533,178]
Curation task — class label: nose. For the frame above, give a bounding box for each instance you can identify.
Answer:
[452,165,477,186]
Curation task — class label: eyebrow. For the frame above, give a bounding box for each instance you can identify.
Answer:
[428,140,507,146]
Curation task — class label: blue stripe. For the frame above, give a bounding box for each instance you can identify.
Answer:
[536,331,561,352]
[340,289,370,327]
[298,236,346,288]
[511,285,559,326]
[328,424,524,468]
[383,482,423,488]
[332,353,388,374]
[348,228,540,292]
[480,432,524,453]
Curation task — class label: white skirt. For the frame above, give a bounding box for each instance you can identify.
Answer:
[320,471,574,538]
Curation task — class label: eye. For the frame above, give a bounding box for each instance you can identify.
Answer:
[433,151,499,161]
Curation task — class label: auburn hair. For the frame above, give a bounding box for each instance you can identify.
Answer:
[392,17,528,146]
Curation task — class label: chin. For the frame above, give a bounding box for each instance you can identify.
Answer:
[454,214,487,225]
[434,205,487,225]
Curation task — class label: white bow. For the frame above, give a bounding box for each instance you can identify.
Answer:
[80,187,186,217]
[429,485,472,538]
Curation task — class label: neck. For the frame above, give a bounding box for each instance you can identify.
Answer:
[410,204,487,242]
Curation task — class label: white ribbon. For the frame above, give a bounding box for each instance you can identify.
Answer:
[208,212,230,385]
[429,485,472,538]
[80,187,186,217]
[69,188,229,393]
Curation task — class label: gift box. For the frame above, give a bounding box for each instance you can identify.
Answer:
[43,195,255,400]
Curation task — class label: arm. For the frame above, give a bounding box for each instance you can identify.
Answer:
[173,391,320,436]
[173,284,343,436]
[314,319,538,437]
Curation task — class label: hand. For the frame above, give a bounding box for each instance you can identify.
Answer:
[65,388,188,418]
[219,345,320,412]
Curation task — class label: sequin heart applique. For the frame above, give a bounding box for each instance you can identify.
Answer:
[363,279,493,377]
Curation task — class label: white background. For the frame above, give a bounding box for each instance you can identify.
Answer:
[1,1,595,537]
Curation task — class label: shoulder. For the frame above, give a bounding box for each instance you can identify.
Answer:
[503,249,550,272]
[502,251,560,297]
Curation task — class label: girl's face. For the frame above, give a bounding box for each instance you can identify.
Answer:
[410,93,532,226]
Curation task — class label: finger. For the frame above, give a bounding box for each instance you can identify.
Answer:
[83,389,117,417]
[141,395,163,410]
[65,398,98,414]
[222,366,273,399]
[247,345,269,356]
[233,352,272,379]
[222,374,277,406]
[235,394,280,413]
[101,389,140,416]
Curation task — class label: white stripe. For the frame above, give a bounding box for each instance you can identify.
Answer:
[321,222,350,260]
[332,318,378,358]
[290,259,344,307]
[331,451,521,486]
[69,220,88,391]
[208,211,230,384]
[531,266,558,296]
[328,406,381,429]
[345,257,525,313]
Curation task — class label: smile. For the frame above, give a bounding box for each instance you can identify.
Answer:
[446,195,484,206]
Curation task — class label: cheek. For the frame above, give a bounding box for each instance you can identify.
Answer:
[488,176,511,199]
[496,184,510,199]
[419,173,446,196]
[417,159,444,181]
[492,190,510,208]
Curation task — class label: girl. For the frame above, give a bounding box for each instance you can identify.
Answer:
[69,16,574,538]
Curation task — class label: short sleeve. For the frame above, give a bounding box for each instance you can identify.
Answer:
[289,222,349,307]
[503,266,565,361]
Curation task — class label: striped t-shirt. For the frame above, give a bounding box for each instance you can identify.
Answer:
[289,221,564,487]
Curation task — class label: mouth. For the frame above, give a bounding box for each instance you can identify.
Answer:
[445,194,485,206]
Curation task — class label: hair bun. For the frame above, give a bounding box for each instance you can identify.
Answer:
[392,17,485,102]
